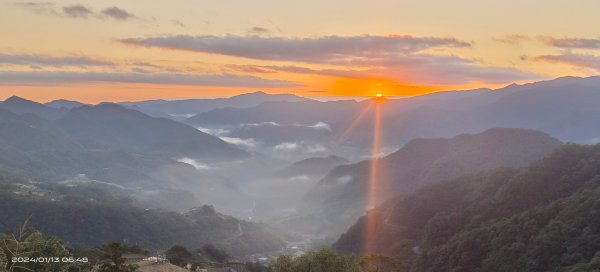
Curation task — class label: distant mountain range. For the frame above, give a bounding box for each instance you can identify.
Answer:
[45,99,86,109]
[122,91,309,119]
[333,143,600,271]
[0,96,67,120]
[6,76,599,158]
[181,76,600,158]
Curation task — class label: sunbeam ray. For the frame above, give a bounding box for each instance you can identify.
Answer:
[365,97,384,253]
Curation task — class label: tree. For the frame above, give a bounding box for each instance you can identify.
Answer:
[165,245,194,267]
[269,249,360,272]
[360,254,404,272]
[98,242,138,272]
[0,218,87,272]
[200,244,230,263]
[246,261,267,272]
[269,255,294,272]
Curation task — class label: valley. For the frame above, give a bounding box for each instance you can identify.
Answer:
[2,76,600,271]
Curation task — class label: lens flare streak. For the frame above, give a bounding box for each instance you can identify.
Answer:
[365,101,382,253]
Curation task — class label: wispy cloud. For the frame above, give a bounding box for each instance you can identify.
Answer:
[62,5,92,18]
[15,2,136,21]
[273,141,328,154]
[263,65,365,78]
[0,70,299,87]
[304,122,331,131]
[273,142,299,151]
[243,122,281,127]
[101,6,135,20]
[494,34,530,44]
[257,59,538,85]
[178,157,212,170]
[248,27,270,34]
[14,1,58,16]
[223,64,276,74]
[170,19,185,28]
[0,53,113,67]
[539,36,600,49]
[495,34,600,50]
[534,53,600,71]
[220,137,257,148]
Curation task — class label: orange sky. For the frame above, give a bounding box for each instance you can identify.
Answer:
[2,0,600,103]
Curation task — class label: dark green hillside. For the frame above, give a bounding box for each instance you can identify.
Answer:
[0,188,285,256]
[296,128,561,237]
[334,144,600,272]
[0,105,253,217]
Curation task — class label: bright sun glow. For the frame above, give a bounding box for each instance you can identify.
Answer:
[376,93,383,97]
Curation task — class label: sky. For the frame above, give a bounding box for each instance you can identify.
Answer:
[1,0,600,103]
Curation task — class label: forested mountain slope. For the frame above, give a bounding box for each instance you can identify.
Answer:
[334,144,600,272]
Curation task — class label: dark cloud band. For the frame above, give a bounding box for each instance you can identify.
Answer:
[0,71,298,88]
[0,54,113,67]
[120,34,471,64]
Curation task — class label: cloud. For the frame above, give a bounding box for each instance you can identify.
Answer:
[306,144,327,153]
[273,142,298,151]
[223,64,276,74]
[296,122,331,131]
[244,122,281,127]
[14,1,58,16]
[370,55,541,84]
[494,34,530,44]
[16,2,136,22]
[220,137,257,148]
[533,53,600,71]
[264,65,365,78]
[177,157,211,170]
[308,122,331,131]
[62,5,92,18]
[0,71,299,87]
[288,175,310,181]
[539,36,600,49]
[195,126,257,148]
[248,27,270,34]
[120,34,471,64]
[506,35,600,49]
[171,19,185,27]
[273,141,328,154]
[120,34,542,85]
[269,57,539,85]
[0,53,113,67]
[336,175,353,185]
[196,127,230,137]
[101,6,135,20]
